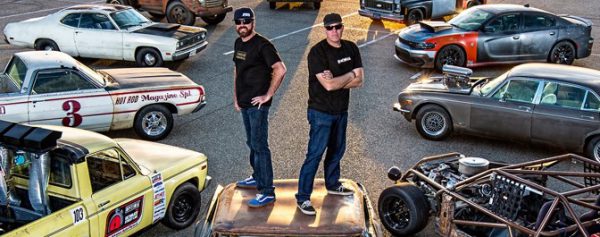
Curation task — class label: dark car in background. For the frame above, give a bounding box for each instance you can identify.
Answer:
[359,0,486,25]
[394,4,593,69]
[393,64,600,161]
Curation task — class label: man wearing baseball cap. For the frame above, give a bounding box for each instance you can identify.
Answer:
[232,7,287,208]
[295,13,364,215]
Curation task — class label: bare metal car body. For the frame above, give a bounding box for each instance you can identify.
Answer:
[394,64,600,161]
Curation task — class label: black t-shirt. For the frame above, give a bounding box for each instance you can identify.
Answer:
[233,34,281,108]
[307,39,362,114]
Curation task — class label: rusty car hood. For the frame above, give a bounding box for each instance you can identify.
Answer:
[100,68,197,90]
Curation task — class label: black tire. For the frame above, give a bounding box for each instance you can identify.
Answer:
[269,2,276,9]
[201,13,226,25]
[405,8,424,26]
[435,44,466,70]
[135,47,163,67]
[166,1,196,26]
[106,0,129,5]
[314,2,321,9]
[34,39,60,51]
[162,183,201,230]
[467,0,482,8]
[585,136,600,163]
[415,104,452,140]
[378,183,430,236]
[133,104,173,140]
[548,41,576,65]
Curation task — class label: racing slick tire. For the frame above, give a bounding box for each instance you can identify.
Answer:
[415,104,452,140]
[201,13,226,25]
[378,183,430,236]
[269,2,276,9]
[314,2,321,9]
[405,8,424,26]
[163,182,202,230]
[548,41,576,65]
[134,104,173,141]
[34,39,60,51]
[167,0,196,26]
[135,47,164,67]
[435,44,466,70]
[585,136,600,163]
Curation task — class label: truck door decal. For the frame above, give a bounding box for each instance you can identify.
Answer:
[70,206,86,225]
[105,196,144,237]
[151,172,167,223]
[62,100,82,127]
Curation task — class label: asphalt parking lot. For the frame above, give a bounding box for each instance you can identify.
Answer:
[1,0,599,236]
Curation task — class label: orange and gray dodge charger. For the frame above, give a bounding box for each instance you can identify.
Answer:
[394,4,594,69]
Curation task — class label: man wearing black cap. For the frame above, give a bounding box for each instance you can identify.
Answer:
[232,7,287,207]
[295,13,364,215]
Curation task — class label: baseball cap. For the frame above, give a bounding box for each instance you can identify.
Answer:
[323,13,342,26]
[234,7,255,21]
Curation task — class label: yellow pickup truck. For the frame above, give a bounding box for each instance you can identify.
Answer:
[0,121,210,236]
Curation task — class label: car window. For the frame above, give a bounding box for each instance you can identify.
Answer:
[448,8,494,31]
[110,8,150,29]
[87,148,136,193]
[523,14,555,30]
[486,13,520,33]
[32,70,95,94]
[4,56,27,92]
[540,82,586,109]
[493,79,539,103]
[584,91,600,111]
[60,13,81,27]
[11,151,72,188]
[79,13,116,30]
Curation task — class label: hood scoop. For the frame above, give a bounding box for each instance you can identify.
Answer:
[419,21,453,33]
[147,23,180,31]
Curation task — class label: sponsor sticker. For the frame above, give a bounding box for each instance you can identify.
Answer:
[151,172,167,223]
[71,206,86,225]
[105,196,143,237]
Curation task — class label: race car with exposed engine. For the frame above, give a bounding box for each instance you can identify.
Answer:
[359,0,486,26]
[394,63,600,161]
[194,179,383,237]
[394,4,593,69]
[378,152,600,236]
[0,120,210,236]
[3,4,208,67]
[0,51,206,140]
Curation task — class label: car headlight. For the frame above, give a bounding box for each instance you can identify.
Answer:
[415,42,436,49]
[200,32,206,40]
[177,41,183,49]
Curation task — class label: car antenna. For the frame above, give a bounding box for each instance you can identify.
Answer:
[524,3,530,7]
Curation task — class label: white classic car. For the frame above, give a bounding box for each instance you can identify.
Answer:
[0,51,206,140]
[3,4,208,67]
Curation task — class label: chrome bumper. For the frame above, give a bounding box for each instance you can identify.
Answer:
[358,9,404,22]
[173,41,208,61]
[394,38,436,68]
[192,100,207,113]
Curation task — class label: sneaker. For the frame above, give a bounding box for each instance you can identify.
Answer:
[297,200,316,215]
[236,176,256,188]
[327,185,354,196]
[248,194,275,207]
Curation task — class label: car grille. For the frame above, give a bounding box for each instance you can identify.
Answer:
[364,0,393,11]
[204,0,224,8]
[396,47,418,63]
[179,33,205,49]
[399,37,418,49]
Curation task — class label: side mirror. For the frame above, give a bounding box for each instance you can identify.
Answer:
[387,166,402,182]
[484,26,496,33]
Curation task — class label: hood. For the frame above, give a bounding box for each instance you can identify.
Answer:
[133,23,204,40]
[405,76,474,94]
[399,21,466,42]
[115,138,206,174]
[101,68,197,90]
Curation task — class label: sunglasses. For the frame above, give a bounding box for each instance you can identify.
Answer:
[235,19,254,25]
[325,24,343,31]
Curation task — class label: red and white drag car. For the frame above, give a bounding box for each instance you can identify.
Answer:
[0,51,206,140]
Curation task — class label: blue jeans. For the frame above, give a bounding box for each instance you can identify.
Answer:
[241,106,275,196]
[296,109,348,203]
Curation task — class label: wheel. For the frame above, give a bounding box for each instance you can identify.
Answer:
[135,48,163,67]
[435,45,466,70]
[313,2,321,9]
[106,0,129,4]
[166,1,196,26]
[405,8,424,26]
[548,41,576,65]
[378,183,430,236]
[201,13,226,25]
[467,0,482,8]
[133,104,173,140]
[34,39,60,51]
[415,104,452,140]
[162,183,201,229]
[585,136,600,163]
[269,2,276,9]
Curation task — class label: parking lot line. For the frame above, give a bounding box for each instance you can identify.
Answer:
[0,1,103,20]
[223,12,358,56]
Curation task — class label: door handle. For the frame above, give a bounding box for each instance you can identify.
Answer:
[517,106,531,112]
[512,35,520,40]
[581,115,595,120]
[75,31,80,34]
[98,200,110,208]
[549,32,555,36]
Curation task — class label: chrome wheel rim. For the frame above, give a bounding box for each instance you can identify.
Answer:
[422,111,446,136]
[142,111,167,136]
[382,196,410,231]
[43,45,55,51]
[143,53,157,66]
[593,143,600,163]
[108,0,122,4]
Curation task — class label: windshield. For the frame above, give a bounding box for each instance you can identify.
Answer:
[479,72,509,95]
[4,56,28,91]
[110,9,150,29]
[76,61,106,86]
[449,8,494,31]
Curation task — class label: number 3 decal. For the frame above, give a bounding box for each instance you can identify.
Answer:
[62,100,82,127]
